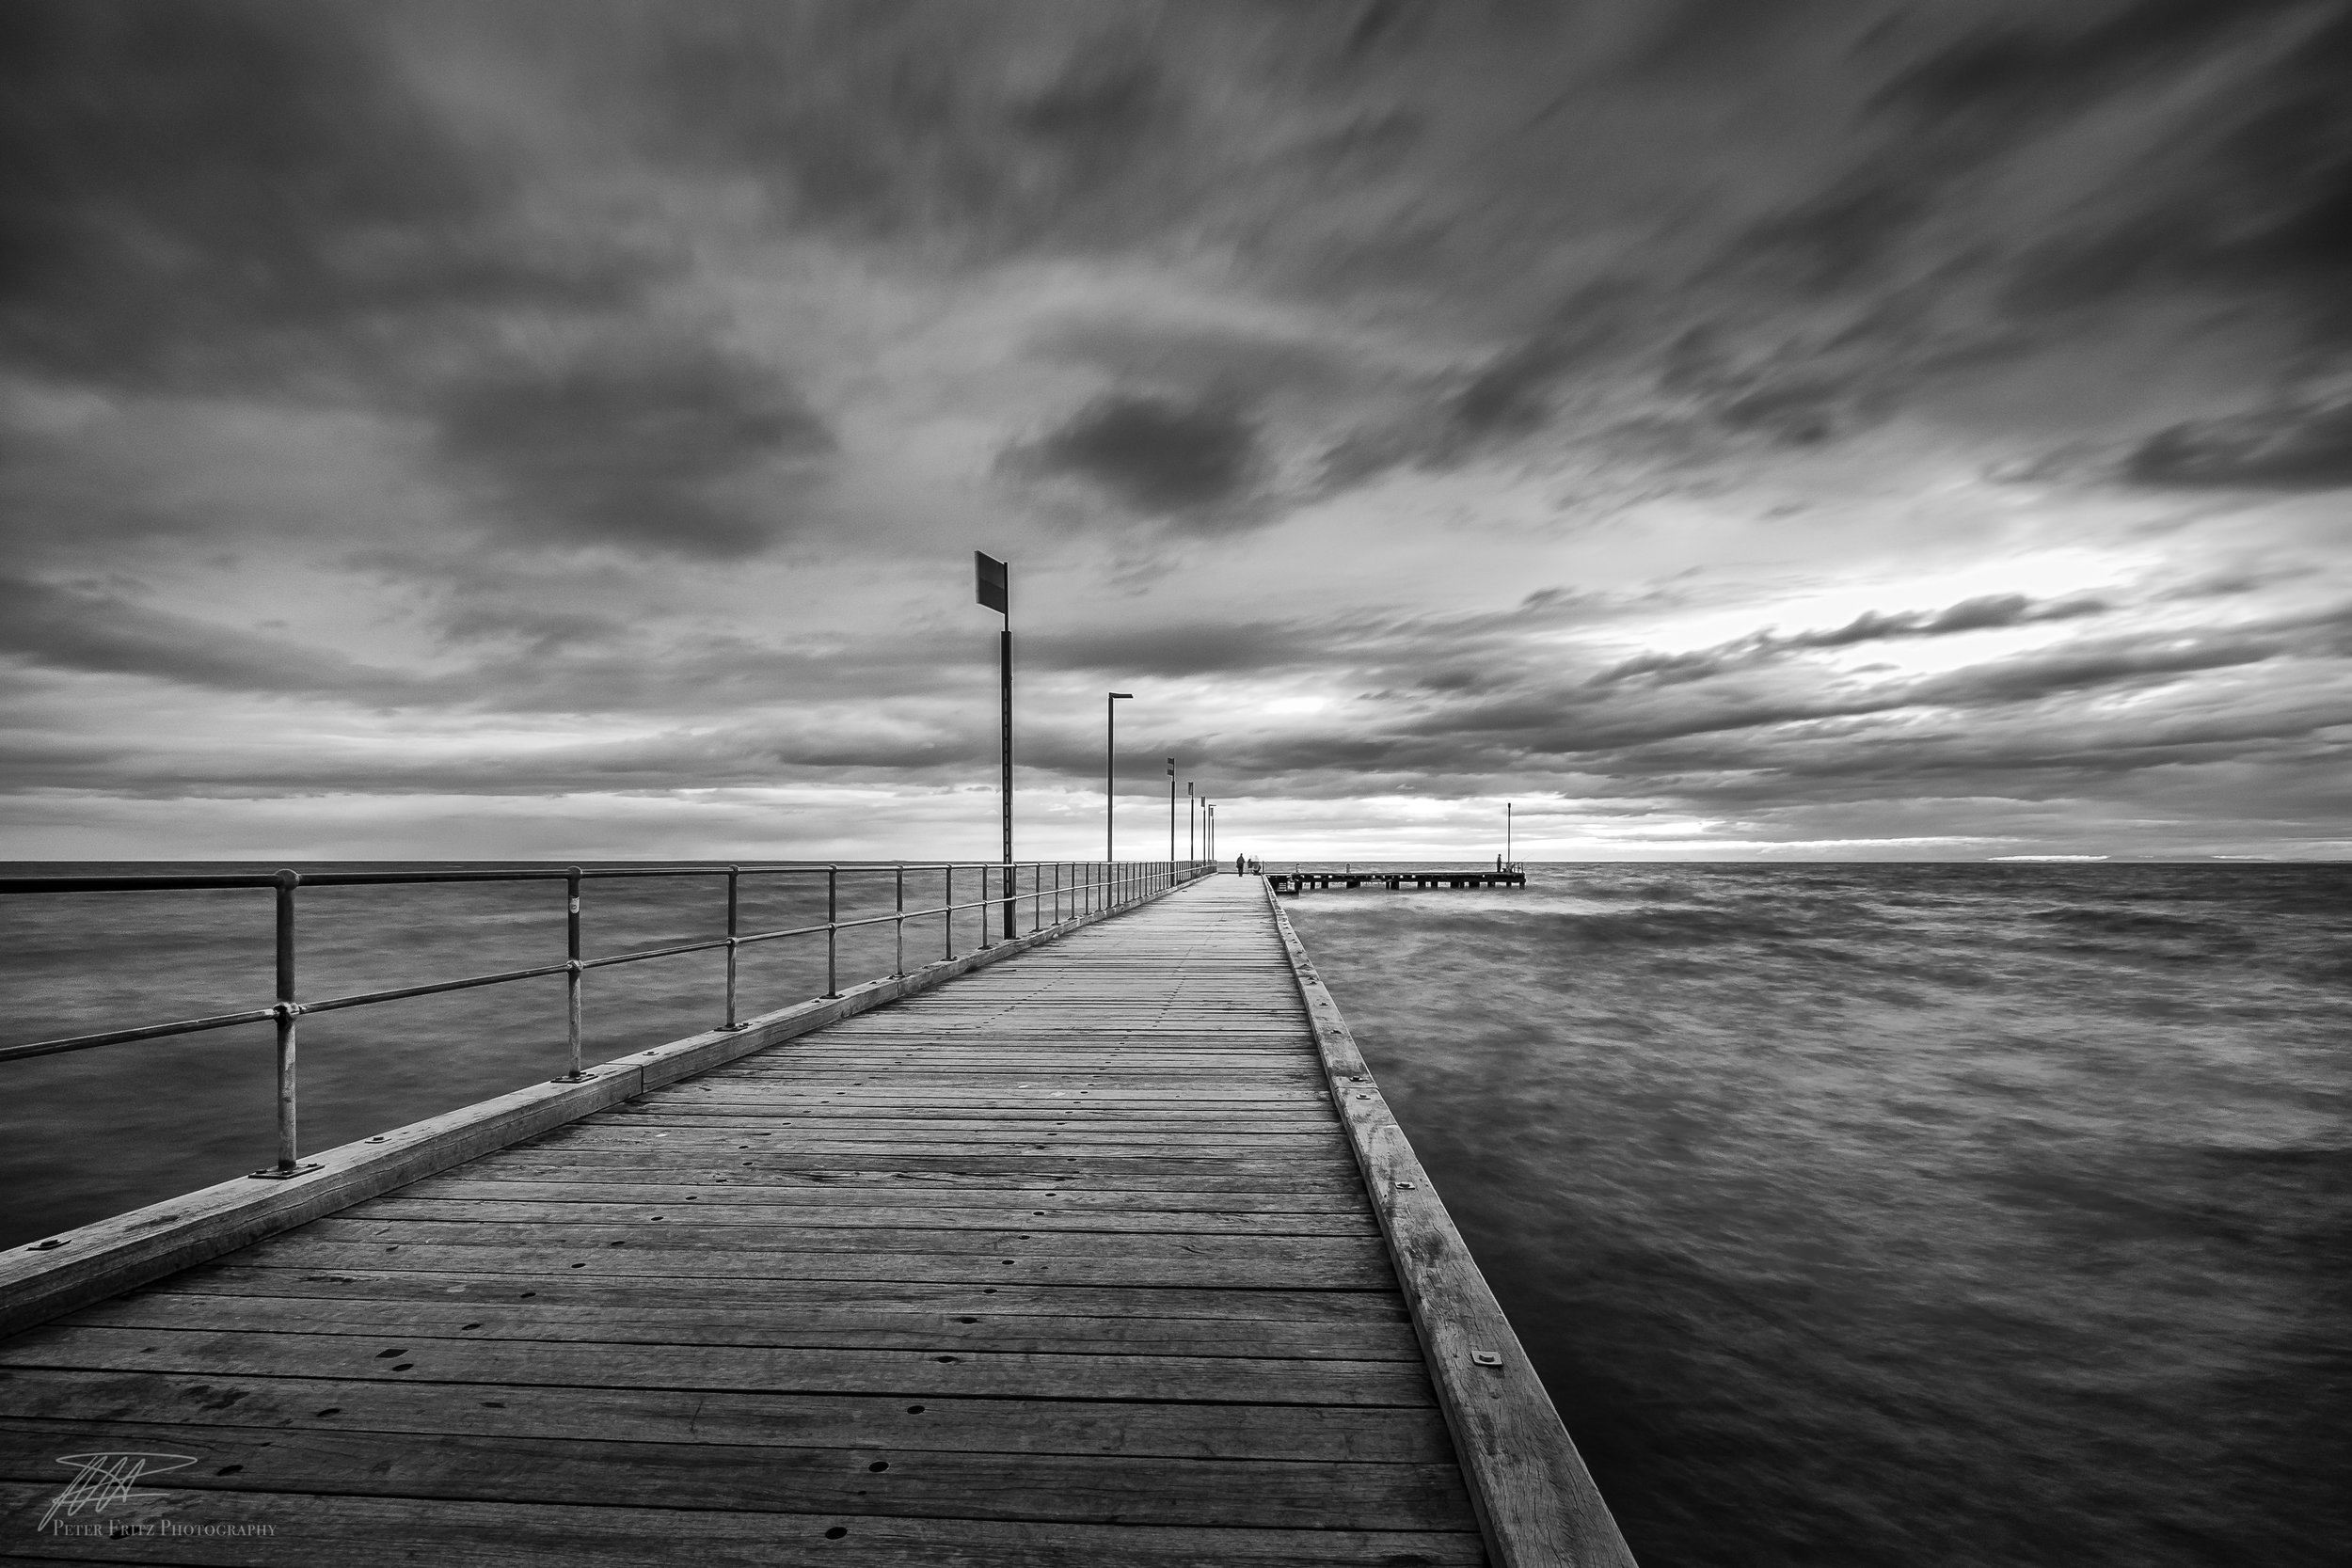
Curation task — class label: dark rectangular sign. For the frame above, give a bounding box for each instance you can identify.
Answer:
[975,551,1009,613]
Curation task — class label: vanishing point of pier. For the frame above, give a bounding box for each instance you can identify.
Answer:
[0,872,1629,1565]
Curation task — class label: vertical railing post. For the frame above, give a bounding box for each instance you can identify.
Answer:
[253,867,306,1177]
[723,864,742,1030]
[895,863,906,977]
[824,864,840,998]
[978,863,993,948]
[944,864,954,961]
[559,864,587,1081]
[1054,861,1062,925]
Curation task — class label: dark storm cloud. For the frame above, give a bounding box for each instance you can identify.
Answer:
[0,577,415,699]
[1904,631,2283,706]
[1891,1,2352,316]
[435,335,835,557]
[1028,318,1367,403]
[0,722,988,799]
[1303,0,2352,494]
[2122,394,2352,490]
[639,7,1184,258]
[1009,392,1265,525]
[1139,596,2339,807]
[1870,0,2296,126]
[0,0,663,390]
[0,571,977,721]
[1025,588,1643,684]
[1026,619,1327,677]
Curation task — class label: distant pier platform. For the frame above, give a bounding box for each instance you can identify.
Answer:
[1269,867,1528,894]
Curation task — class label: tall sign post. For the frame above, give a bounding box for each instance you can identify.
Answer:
[1105,692,1132,860]
[976,553,1013,939]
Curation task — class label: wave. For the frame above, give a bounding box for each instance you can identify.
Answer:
[2024,905,2220,937]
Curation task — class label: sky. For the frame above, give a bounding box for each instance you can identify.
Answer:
[3,0,2347,863]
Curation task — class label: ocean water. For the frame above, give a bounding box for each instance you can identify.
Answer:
[0,861,1074,1249]
[1281,863,2351,1568]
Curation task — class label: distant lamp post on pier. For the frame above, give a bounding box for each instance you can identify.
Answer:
[976,551,1014,939]
[1186,782,1196,860]
[1167,757,1178,864]
[1205,800,1216,864]
[1505,800,1514,867]
[1105,692,1132,859]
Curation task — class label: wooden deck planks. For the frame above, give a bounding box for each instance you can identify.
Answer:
[0,876,1496,1564]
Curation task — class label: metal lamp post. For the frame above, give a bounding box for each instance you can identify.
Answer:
[1106,692,1132,860]
[976,552,1013,938]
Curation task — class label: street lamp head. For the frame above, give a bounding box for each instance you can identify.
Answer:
[1108,691,1132,700]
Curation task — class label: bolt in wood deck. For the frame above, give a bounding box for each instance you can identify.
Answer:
[0,876,1630,1566]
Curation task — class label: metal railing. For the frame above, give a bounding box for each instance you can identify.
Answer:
[1,858,1215,1179]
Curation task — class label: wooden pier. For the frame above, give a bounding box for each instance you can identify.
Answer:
[0,876,1628,1566]
[1268,869,1527,894]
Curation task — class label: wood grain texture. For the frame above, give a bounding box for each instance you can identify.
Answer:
[0,1369,1457,1461]
[0,874,1515,1563]
[0,1416,1478,1530]
[0,1481,1486,1567]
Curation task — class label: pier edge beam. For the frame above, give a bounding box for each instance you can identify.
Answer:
[1263,879,1640,1568]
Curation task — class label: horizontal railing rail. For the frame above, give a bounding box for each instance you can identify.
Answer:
[3,858,1217,1178]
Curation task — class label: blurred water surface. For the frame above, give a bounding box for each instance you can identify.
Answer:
[1282,862,2350,1568]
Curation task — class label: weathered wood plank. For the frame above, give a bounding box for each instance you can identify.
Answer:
[278,1219,1391,1268]
[199,1237,1399,1291]
[0,1417,1478,1531]
[432,1159,1373,1190]
[395,1178,1371,1212]
[346,1197,1379,1237]
[0,1369,1458,1461]
[151,1269,1414,1323]
[51,1292,1424,1361]
[0,1326,1437,1407]
[0,1482,1488,1567]
[531,1126,1343,1148]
